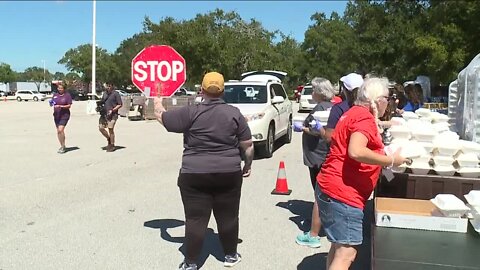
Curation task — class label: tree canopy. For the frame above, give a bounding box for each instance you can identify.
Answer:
[5,0,480,92]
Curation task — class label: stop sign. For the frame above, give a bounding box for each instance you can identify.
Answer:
[131,45,186,97]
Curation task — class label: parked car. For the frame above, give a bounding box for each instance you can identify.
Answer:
[115,89,130,97]
[174,87,196,96]
[224,70,293,158]
[69,89,88,101]
[15,90,46,102]
[298,85,316,112]
[87,93,102,100]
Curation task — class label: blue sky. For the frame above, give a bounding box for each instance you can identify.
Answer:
[0,1,347,73]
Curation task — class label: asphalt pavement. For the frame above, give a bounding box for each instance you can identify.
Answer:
[0,100,368,270]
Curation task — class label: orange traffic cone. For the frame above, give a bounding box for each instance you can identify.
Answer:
[271,161,292,195]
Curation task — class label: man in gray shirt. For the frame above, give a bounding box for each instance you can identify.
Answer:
[98,83,122,152]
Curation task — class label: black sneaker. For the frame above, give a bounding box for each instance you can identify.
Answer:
[178,261,197,270]
[106,144,115,152]
[224,253,242,267]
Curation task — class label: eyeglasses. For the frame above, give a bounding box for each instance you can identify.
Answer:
[382,94,397,102]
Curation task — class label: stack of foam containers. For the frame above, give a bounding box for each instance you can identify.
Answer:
[432,132,460,176]
[456,140,480,178]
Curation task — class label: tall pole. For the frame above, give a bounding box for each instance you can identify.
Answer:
[41,60,46,82]
[86,0,98,114]
[91,0,96,97]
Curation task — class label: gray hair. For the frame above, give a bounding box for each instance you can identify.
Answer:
[355,77,389,119]
[311,77,335,101]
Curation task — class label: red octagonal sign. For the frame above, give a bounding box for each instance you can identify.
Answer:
[131,45,186,97]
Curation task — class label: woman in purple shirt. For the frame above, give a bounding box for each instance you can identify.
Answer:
[51,84,72,154]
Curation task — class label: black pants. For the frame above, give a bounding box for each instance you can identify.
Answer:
[178,171,243,263]
[308,165,321,190]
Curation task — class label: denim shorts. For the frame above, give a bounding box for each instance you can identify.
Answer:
[315,184,364,245]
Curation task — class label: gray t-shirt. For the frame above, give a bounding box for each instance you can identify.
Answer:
[101,91,123,117]
[162,98,252,173]
[302,101,333,168]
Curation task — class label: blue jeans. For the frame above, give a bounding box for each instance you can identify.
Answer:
[315,184,364,245]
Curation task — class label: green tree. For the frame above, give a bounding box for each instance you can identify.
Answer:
[302,12,359,83]
[58,44,120,86]
[0,62,16,83]
[53,72,65,80]
[23,66,52,91]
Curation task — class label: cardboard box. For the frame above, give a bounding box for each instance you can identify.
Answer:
[375,197,468,233]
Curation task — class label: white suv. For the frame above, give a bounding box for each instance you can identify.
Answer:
[224,71,293,158]
[299,85,316,112]
[15,90,46,102]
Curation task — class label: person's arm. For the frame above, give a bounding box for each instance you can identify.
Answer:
[55,104,71,109]
[154,97,167,125]
[240,139,254,177]
[348,132,405,167]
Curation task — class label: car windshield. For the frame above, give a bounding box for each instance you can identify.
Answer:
[302,87,313,95]
[223,85,267,104]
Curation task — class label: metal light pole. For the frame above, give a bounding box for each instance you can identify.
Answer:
[91,0,96,96]
[87,0,97,114]
[41,60,46,82]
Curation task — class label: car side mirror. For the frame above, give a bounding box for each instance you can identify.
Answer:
[271,96,284,104]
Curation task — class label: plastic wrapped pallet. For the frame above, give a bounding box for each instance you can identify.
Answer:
[449,53,480,143]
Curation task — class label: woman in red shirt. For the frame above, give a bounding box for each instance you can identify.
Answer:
[316,77,407,270]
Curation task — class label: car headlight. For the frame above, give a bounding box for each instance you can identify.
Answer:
[244,112,265,122]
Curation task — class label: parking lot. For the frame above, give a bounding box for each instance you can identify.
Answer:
[0,100,369,269]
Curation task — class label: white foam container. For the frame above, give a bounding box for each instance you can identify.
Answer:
[415,108,432,118]
[459,140,480,154]
[456,153,479,167]
[402,111,419,120]
[293,116,305,125]
[433,138,460,156]
[430,194,470,218]
[390,117,406,126]
[432,155,454,166]
[430,112,450,123]
[418,142,435,153]
[312,111,330,122]
[434,165,457,176]
[389,128,412,140]
[457,168,480,178]
[470,218,480,234]
[392,164,407,173]
[412,130,437,142]
[410,163,432,175]
[412,155,432,164]
[464,190,480,206]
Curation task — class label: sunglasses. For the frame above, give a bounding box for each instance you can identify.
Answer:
[382,94,397,102]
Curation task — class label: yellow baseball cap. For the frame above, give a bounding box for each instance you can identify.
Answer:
[202,72,225,94]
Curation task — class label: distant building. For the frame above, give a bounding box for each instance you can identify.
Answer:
[0,82,52,95]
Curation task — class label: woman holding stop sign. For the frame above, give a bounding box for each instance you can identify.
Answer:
[154,72,254,270]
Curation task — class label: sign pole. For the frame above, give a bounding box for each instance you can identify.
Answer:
[87,0,97,115]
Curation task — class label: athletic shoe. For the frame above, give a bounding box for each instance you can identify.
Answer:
[178,261,197,270]
[295,231,322,248]
[224,253,242,267]
[57,147,66,154]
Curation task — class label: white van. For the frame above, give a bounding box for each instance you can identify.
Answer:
[15,90,46,102]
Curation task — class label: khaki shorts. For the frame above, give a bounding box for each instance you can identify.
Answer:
[99,116,117,129]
